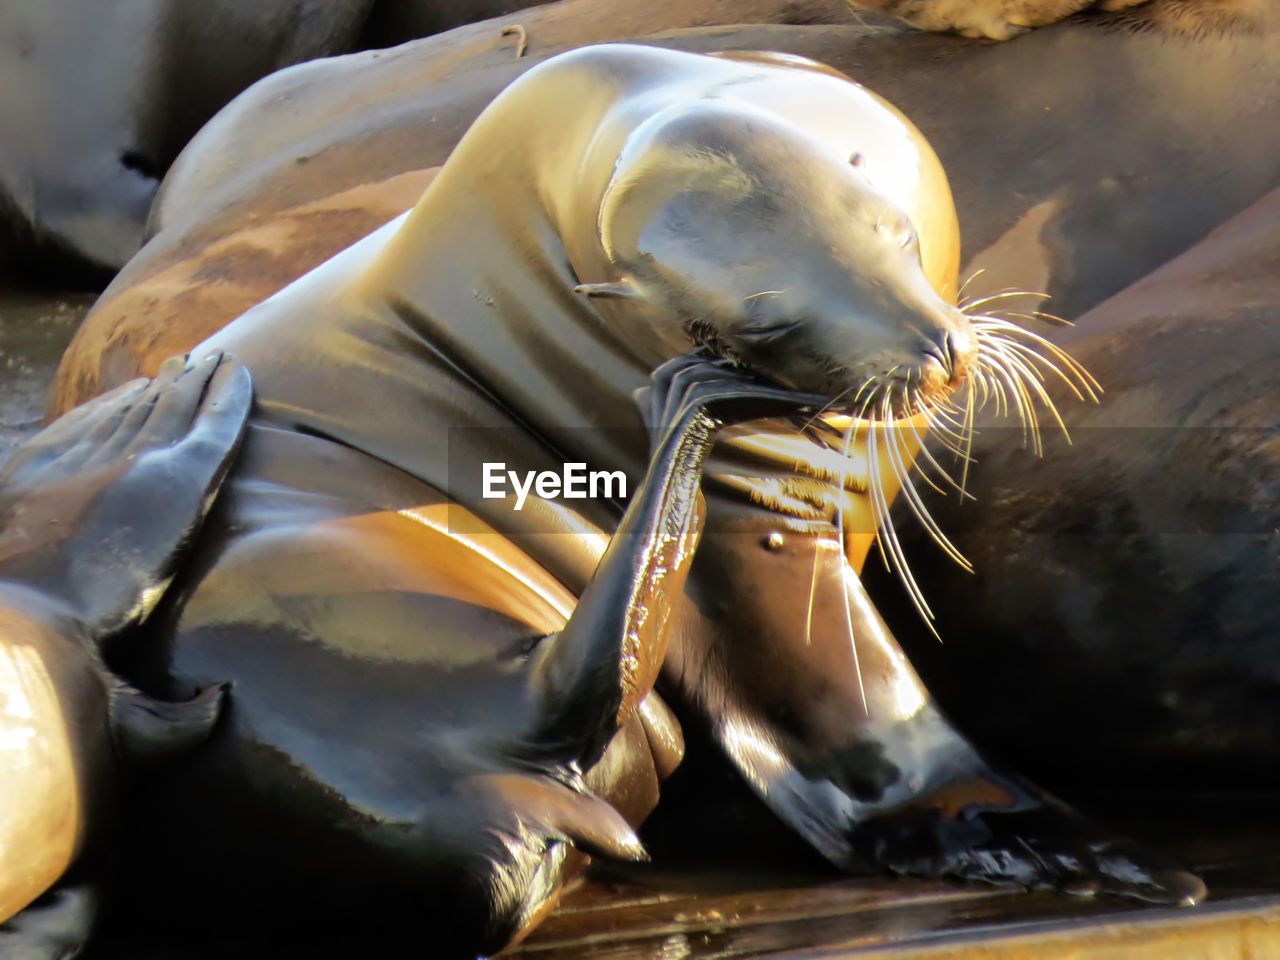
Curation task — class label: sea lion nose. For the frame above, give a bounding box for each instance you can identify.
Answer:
[926,326,973,384]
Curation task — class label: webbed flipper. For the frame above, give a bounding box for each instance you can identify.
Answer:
[674,509,1205,904]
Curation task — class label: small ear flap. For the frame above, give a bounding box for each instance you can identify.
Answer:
[573,281,639,300]
[109,681,228,762]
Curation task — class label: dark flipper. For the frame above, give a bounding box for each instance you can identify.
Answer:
[671,491,1205,905]
[0,354,254,939]
[469,773,649,864]
[526,353,826,771]
[0,884,96,960]
[0,350,252,639]
[849,772,1207,904]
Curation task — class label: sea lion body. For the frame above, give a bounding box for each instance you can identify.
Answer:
[99,47,964,939]
[868,186,1280,795]
[0,0,567,282]
[18,43,1182,952]
[23,40,1209,957]
[43,8,1278,820]
[59,0,1276,409]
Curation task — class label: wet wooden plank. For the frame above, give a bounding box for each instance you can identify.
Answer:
[507,800,1280,959]
[511,874,1280,959]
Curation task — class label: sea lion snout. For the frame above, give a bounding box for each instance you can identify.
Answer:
[922,315,976,391]
[745,296,975,413]
[590,95,973,413]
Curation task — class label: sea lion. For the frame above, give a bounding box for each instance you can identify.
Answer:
[0,353,251,953]
[15,44,1202,958]
[10,0,1197,283]
[852,0,1150,40]
[865,185,1280,797]
[0,0,577,283]
[58,0,1274,410]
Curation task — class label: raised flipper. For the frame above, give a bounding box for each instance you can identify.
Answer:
[0,353,253,943]
[671,476,1206,905]
[524,352,826,770]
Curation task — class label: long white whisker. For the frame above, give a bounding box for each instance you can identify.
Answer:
[804,538,822,647]
[981,337,1067,449]
[981,353,1035,449]
[985,340,1073,444]
[884,387,972,571]
[867,392,939,632]
[903,389,974,500]
[960,374,976,499]
[958,267,987,298]
[972,318,1101,399]
[837,421,869,713]
[959,289,1051,312]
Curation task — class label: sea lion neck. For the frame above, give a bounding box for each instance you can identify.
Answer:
[351,47,720,482]
[200,45,958,555]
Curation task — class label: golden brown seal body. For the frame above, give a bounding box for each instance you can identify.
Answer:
[53,0,1275,413]
[19,43,1205,958]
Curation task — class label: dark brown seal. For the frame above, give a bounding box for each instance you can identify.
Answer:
[866,185,1280,798]
[0,0,566,282]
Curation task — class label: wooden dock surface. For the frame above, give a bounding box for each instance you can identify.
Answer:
[507,795,1280,960]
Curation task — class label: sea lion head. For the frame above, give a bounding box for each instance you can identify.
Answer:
[585,100,974,418]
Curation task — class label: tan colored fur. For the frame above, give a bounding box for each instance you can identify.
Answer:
[849,0,1259,40]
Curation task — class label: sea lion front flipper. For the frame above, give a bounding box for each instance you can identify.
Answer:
[109,680,229,762]
[0,350,252,639]
[675,520,1205,905]
[0,883,97,960]
[849,772,1208,905]
[526,354,826,769]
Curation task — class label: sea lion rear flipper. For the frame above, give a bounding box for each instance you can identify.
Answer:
[0,883,97,960]
[0,350,252,640]
[109,680,229,762]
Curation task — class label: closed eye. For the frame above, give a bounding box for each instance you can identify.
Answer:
[736,319,803,342]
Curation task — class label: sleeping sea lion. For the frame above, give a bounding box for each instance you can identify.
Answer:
[57,0,1274,410]
[0,0,577,283]
[15,44,1207,958]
